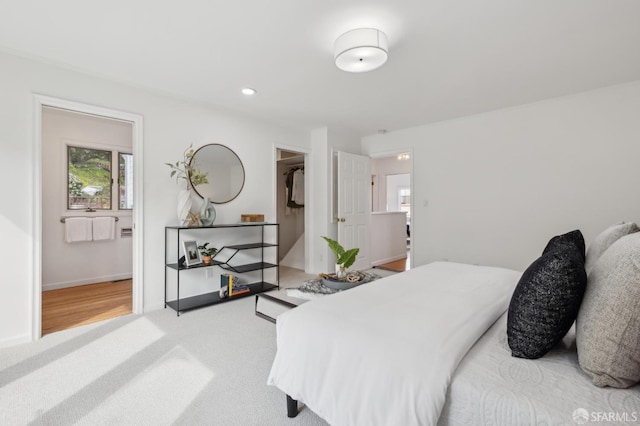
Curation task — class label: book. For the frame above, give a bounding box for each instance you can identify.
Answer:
[230,282,250,296]
[220,273,237,298]
[229,288,250,296]
[220,274,250,298]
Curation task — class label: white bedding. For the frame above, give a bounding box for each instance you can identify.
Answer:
[267,261,521,426]
[439,313,640,426]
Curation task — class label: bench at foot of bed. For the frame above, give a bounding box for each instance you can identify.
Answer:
[287,395,298,418]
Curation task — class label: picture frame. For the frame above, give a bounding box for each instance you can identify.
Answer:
[182,240,202,267]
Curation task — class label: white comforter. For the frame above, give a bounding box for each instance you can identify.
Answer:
[267,261,521,426]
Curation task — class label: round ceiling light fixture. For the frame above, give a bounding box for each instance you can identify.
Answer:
[241,87,256,95]
[334,28,389,73]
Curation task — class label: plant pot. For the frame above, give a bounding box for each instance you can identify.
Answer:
[203,255,212,265]
[322,271,367,290]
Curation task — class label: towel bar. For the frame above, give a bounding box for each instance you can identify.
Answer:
[60,217,120,223]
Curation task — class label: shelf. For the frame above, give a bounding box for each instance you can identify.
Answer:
[165,223,279,316]
[225,242,278,250]
[221,262,277,273]
[165,223,277,230]
[166,282,278,313]
[166,260,224,271]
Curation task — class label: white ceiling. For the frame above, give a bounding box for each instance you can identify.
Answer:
[2,0,640,136]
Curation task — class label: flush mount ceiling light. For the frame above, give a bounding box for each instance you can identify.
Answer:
[397,153,410,161]
[334,28,389,73]
[241,87,256,95]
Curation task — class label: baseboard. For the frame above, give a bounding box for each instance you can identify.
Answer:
[371,254,407,266]
[144,303,165,313]
[0,332,31,348]
[43,273,133,291]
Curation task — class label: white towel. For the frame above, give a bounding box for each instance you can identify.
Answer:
[92,217,115,241]
[291,169,304,205]
[65,217,92,243]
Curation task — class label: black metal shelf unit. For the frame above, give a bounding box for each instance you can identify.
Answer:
[164,223,279,316]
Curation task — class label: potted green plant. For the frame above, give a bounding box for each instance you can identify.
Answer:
[165,144,209,187]
[321,236,359,279]
[197,242,218,265]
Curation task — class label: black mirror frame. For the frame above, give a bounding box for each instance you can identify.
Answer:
[189,143,245,204]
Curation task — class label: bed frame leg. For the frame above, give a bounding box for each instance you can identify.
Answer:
[287,394,298,418]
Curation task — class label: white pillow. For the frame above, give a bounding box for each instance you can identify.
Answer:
[577,232,640,388]
[584,222,639,275]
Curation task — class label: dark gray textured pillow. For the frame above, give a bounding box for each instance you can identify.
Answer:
[507,235,587,359]
[543,229,586,261]
[584,222,639,275]
[576,232,640,388]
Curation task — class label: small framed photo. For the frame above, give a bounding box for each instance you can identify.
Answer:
[182,240,202,267]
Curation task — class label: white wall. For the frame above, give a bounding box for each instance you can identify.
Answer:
[385,173,410,212]
[371,156,411,212]
[363,81,640,272]
[371,212,407,265]
[0,50,311,346]
[42,107,133,290]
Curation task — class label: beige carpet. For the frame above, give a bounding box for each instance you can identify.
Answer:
[0,267,328,426]
[0,266,396,425]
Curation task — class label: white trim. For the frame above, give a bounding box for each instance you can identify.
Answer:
[273,143,311,273]
[43,274,133,291]
[371,254,407,266]
[0,333,32,348]
[32,94,144,342]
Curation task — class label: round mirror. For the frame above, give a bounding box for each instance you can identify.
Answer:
[189,144,245,204]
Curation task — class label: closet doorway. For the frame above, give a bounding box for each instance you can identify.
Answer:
[33,96,144,340]
[276,148,307,272]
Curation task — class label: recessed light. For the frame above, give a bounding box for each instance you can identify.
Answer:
[241,88,256,95]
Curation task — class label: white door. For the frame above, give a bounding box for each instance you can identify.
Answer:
[337,151,371,270]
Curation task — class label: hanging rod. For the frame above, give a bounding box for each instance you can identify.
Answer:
[60,216,120,223]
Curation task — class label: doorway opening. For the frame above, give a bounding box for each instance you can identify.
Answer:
[276,148,307,273]
[33,95,144,340]
[40,106,134,335]
[370,151,413,272]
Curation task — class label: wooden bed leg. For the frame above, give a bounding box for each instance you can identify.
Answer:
[287,394,298,418]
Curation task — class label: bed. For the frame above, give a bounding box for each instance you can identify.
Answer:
[439,314,640,425]
[267,261,640,425]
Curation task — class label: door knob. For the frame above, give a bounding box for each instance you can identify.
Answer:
[337,217,346,222]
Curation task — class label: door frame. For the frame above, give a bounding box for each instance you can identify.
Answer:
[368,147,414,268]
[273,143,311,273]
[32,94,144,341]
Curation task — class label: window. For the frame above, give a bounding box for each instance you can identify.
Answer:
[118,152,134,210]
[67,146,133,211]
[398,187,411,220]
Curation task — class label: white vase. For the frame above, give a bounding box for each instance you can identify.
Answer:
[177,189,192,225]
[199,197,216,226]
[335,263,346,278]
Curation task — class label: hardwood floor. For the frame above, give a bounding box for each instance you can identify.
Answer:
[42,279,132,336]
[375,255,410,272]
